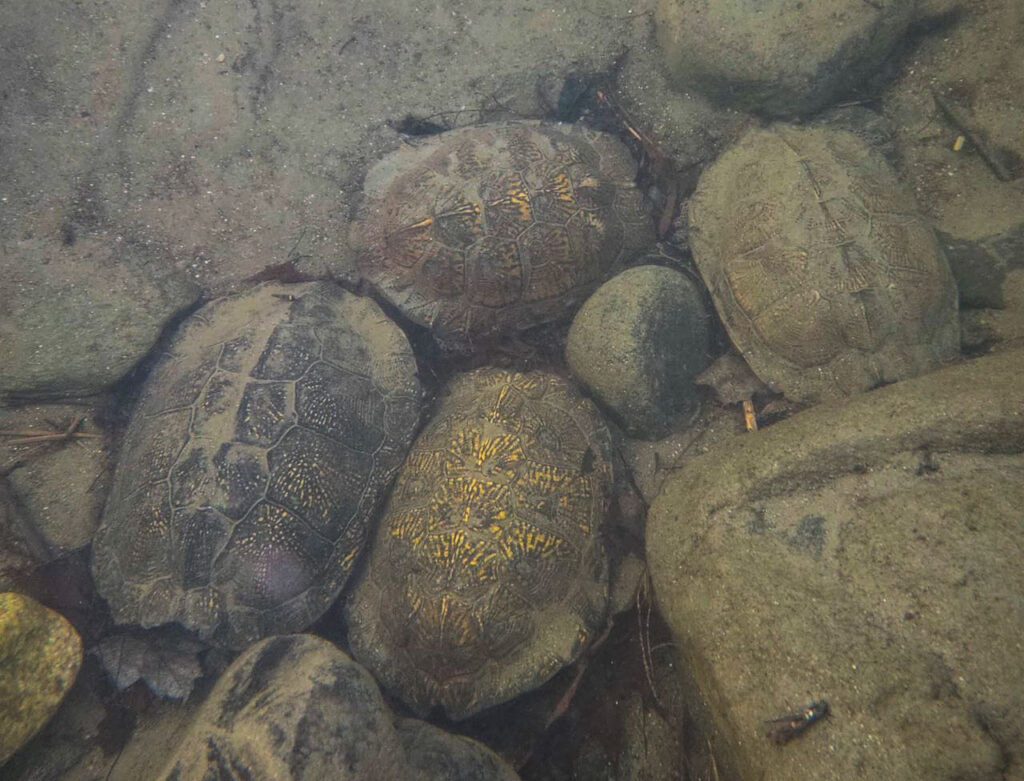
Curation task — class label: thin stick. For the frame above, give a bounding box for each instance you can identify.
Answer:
[637,571,667,710]
[708,738,721,781]
[0,415,102,446]
[931,88,1018,182]
[5,432,102,446]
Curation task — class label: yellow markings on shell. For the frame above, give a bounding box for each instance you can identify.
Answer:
[496,519,565,560]
[385,215,436,266]
[584,211,606,232]
[543,172,576,204]
[431,529,499,581]
[436,592,479,649]
[406,449,450,477]
[434,199,485,245]
[440,201,483,223]
[432,529,467,567]
[272,459,338,522]
[472,431,520,466]
[243,393,284,426]
[146,503,170,535]
[339,546,358,569]
[522,462,571,493]
[445,475,503,503]
[452,430,522,468]
[487,383,516,423]
[447,431,523,481]
[487,185,533,223]
[405,215,434,231]
[439,592,451,634]
[389,510,427,546]
[437,476,510,529]
[385,378,595,603]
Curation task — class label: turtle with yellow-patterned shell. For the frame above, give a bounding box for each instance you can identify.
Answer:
[350,122,655,352]
[345,368,613,719]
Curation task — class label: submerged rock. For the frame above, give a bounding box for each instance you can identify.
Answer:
[940,222,1024,309]
[961,269,1024,351]
[0,592,82,764]
[0,234,199,399]
[159,634,519,781]
[655,0,916,117]
[0,403,110,556]
[567,265,712,439]
[647,347,1024,779]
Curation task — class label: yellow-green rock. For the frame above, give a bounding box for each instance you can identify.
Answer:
[0,592,82,764]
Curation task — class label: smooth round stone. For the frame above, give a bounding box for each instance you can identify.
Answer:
[0,592,82,764]
[567,265,712,439]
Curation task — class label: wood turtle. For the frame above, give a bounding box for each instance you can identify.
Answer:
[345,368,613,719]
[350,122,655,352]
[688,124,959,402]
[91,282,422,649]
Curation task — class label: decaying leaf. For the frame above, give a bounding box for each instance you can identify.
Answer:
[91,630,204,700]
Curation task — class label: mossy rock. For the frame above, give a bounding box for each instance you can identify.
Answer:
[0,592,82,764]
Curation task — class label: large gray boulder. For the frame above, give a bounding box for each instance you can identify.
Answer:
[0,235,199,399]
[159,634,520,780]
[647,347,1024,779]
[0,0,200,399]
[655,0,916,117]
[1,0,741,311]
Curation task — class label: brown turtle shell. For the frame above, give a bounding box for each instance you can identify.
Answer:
[688,124,959,402]
[91,282,422,649]
[351,122,654,351]
[345,368,613,719]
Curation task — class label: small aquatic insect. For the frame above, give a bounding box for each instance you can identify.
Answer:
[765,700,830,745]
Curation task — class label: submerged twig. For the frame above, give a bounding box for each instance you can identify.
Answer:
[931,88,1020,182]
[1,414,102,447]
[637,569,667,711]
